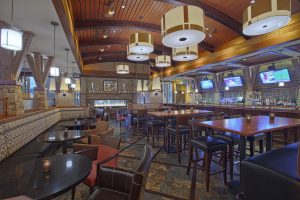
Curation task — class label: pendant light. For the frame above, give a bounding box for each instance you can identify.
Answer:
[116,64,129,74]
[116,46,129,74]
[152,77,161,91]
[129,16,153,54]
[172,45,198,61]
[128,32,154,54]
[49,22,60,77]
[64,48,71,84]
[1,0,23,51]
[161,5,205,48]
[155,55,171,67]
[243,0,291,36]
[127,46,149,61]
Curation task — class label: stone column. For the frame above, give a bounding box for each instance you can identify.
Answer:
[0,81,24,115]
[214,92,221,105]
[34,87,48,110]
[245,90,253,106]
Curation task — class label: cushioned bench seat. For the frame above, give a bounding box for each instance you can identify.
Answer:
[241,142,300,200]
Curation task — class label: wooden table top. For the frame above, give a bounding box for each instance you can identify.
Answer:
[198,115,300,136]
[148,109,212,117]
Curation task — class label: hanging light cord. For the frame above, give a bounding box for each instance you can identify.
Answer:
[53,24,56,60]
[11,0,14,25]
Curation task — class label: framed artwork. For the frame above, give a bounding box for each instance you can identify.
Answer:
[103,80,118,92]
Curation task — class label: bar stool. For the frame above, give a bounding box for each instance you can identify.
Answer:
[147,117,165,146]
[132,110,148,135]
[187,119,228,192]
[166,115,190,163]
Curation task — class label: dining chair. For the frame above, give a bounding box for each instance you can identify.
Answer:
[88,144,153,200]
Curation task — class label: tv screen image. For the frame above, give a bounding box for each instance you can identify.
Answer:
[224,76,243,87]
[260,69,291,84]
[201,80,214,89]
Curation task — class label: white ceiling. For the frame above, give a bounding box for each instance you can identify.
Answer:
[0,0,79,74]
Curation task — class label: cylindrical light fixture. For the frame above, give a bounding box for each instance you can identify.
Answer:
[64,77,71,84]
[50,67,59,77]
[127,46,149,61]
[161,5,205,48]
[155,55,171,67]
[116,64,129,74]
[49,78,56,91]
[243,0,291,36]
[1,28,23,51]
[137,79,143,92]
[152,77,161,91]
[70,82,76,89]
[143,80,149,91]
[172,45,198,61]
[128,32,154,54]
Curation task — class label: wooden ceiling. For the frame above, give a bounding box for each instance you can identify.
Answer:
[66,0,300,73]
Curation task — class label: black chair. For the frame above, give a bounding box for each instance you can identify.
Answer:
[187,119,228,192]
[88,144,153,200]
[241,142,300,200]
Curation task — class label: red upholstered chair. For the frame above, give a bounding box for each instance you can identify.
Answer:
[73,135,121,193]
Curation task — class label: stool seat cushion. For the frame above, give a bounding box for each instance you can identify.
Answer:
[247,133,265,141]
[191,136,227,152]
[167,125,189,134]
[214,132,240,145]
[147,120,165,127]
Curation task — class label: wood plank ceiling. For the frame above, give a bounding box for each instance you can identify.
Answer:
[66,0,300,74]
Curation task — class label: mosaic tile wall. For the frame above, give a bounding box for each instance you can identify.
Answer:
[0,107,86,161]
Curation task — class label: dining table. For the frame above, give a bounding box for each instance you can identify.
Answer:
[198,115,300,162]
[60,120,96,130]
[0,154,92,200]
[38,129,87,154]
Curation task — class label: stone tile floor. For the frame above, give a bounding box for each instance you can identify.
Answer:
[53,121,244,200]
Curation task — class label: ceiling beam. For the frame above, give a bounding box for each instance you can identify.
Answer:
[82,50,161,58]
[83,56,155,65]
[154,0,248,39]
[79,38,215,52]
[75,20,160,32]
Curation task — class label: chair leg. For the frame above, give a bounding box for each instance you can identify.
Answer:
[259,139,264,153]
[249,140,254,157]
[176,132,181,163]
[71,187,76,200]
[152,126,155,146]
[228,145,234,180]
[204,152,212,192]
[222,149,227,186]
[187,145,194,175]
[89,186,94,194]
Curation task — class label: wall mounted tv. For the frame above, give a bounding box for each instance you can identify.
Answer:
[200,80,214,89]
[259,68,291,84]
[224,76,243,87]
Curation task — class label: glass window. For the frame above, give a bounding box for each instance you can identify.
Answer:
[163,82,173,104]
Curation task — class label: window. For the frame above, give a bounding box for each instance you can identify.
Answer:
[163,82,173,104]
[94,100,127,107]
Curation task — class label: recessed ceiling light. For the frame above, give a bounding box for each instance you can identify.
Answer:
[121,5,126,9]
[251,0,255,4]
[113,30,116,33]
[206,28,209,31]
[103,33,108,38]
[100,48,105,52]
[107,45,111,48]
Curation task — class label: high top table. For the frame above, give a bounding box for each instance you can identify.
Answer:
[198,115,300,162]
[148,109,213,152]
[0,154,92,200]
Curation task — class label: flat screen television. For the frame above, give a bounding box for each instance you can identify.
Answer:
[260,68,291,84]
[224,76,243,87]
[200,80,214,89]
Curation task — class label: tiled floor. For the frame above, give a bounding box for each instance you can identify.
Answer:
[53,121,239,200]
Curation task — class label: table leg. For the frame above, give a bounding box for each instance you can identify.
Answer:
[62,143,67,154]
[239,136,247,162]
[266,133,273,151]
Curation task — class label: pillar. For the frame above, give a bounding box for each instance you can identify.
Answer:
[214,92,221,105]
[0,81,24,115]
[34,87,48,110]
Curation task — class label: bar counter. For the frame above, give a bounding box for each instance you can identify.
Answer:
[164,104,300,118]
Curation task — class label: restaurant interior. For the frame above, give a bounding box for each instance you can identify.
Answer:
[1,0,300,199]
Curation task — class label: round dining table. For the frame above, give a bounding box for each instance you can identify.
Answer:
[60,120,96,130]
[0,154,92,200]
[38,130,87,154]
